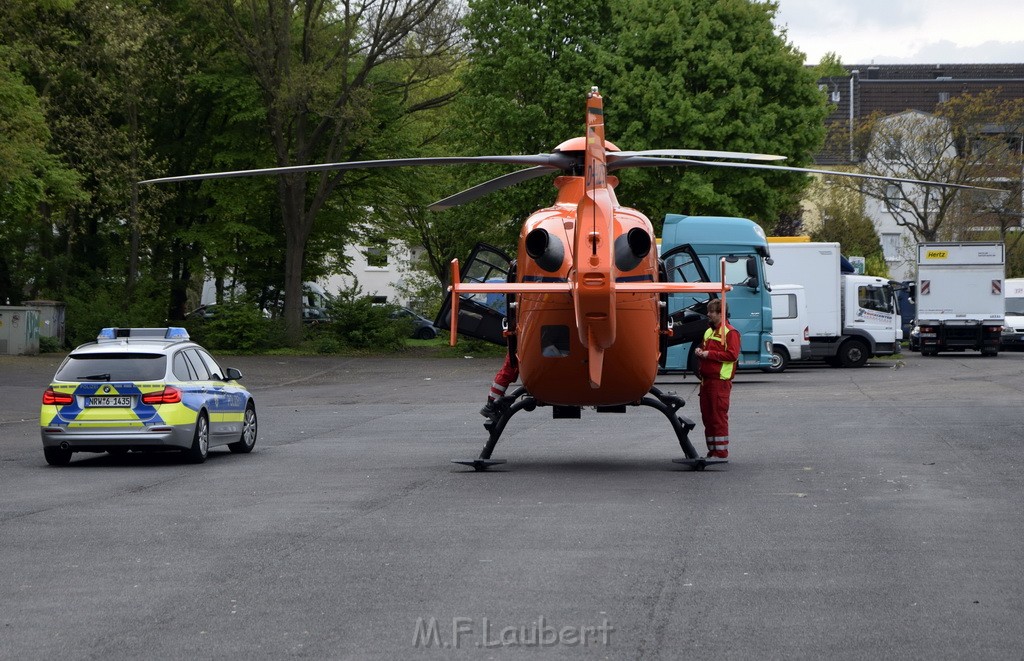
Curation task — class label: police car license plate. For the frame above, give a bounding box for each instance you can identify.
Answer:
[87,396,132,407]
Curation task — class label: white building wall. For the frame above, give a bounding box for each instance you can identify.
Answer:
[321,241,418,305]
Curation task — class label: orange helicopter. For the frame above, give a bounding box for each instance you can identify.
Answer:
[143,86,989,470]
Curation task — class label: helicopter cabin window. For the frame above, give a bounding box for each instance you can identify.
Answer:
[858,286,893,313]
[540,325,570,357]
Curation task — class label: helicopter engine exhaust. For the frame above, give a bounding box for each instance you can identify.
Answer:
[614,227,652,272]
[525,228,565,273]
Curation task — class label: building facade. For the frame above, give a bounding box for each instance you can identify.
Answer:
[815,64,1024,281]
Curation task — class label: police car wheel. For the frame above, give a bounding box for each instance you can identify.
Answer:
[44,446,72,466]
[229,403,257,454]
[184,412,210,464]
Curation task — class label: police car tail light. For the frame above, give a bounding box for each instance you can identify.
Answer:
[42,388,74,406]
[141,386,182,405]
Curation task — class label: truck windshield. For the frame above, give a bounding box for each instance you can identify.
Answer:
[858,286,893,313]
[1006,297,1024,315]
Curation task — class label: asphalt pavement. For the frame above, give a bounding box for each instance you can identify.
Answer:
[2,350,1024,659]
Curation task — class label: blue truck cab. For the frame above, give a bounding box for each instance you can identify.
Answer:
[661,214,773,372]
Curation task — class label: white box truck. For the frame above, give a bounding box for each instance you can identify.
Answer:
[765,242,900,367]
[915,242,1004,356]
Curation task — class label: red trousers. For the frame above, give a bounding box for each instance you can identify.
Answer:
[699,377,732,438]
[488,353,519,402]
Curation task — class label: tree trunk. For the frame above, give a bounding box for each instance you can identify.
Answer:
[281,176,313,345]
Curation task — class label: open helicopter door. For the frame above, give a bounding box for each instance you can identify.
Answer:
[660,244,716,367]
[434,243,513,345]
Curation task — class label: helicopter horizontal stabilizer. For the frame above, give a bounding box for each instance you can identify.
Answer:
[615,282,733,295]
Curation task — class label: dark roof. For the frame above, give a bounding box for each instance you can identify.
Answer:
[814,63,1024,164]
[843,63,1024,80]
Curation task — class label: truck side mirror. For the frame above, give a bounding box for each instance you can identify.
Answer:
[743,257,760,290]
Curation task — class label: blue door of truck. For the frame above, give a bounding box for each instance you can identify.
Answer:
[663,249,771,372]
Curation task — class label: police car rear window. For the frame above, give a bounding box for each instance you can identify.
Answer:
[54,353,167,382]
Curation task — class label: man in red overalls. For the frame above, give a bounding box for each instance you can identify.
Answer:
[694,298,740,459]
[481,352,519,418]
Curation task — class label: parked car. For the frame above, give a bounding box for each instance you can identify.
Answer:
[391,307,438,340]
[185,303,272,320]
[39,327,257,466]
[908,323,921,352]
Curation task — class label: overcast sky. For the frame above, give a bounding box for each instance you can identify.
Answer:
[772,0,1024,64]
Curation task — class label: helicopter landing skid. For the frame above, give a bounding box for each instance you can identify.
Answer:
[640,385,724,469]
[452,458,507,471]
[672,457,728,471]
[453,387,534,471]
[454,385,723,471]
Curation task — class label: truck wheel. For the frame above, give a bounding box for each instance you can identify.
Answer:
[838,339,869,367]
[762,347,789,373]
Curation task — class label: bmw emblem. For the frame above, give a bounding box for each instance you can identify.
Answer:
[102,385,111,394]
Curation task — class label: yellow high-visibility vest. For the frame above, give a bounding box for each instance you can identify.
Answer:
[702,326,736,380]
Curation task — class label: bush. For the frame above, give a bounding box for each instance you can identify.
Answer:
[39,336,62,353]
[186,303,281,353]
[326,295,408,352]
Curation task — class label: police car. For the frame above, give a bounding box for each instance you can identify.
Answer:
[40,327,257,466]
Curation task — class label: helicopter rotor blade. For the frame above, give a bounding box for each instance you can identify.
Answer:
[610,149,786,162]
[608,156,1003,191]
[428,166,561,211]
[140,154,578,185]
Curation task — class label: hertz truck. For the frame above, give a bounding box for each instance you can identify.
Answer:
[914,242,1004,356]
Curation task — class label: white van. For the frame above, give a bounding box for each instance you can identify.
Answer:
[764,284,810,373]
[1003,278,1024,349]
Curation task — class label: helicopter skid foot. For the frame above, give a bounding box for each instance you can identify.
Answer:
[452,458,507,472]
[672,457,728,471]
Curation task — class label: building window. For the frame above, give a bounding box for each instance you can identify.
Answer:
[883,135,903,161]
[882,233,901,260]
[885,183,906,211]
[364,241,388,269]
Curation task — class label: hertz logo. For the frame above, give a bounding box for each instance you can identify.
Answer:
[925,250,949,259]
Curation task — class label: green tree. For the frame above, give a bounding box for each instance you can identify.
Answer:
[451,0,828,241]
[0,62,84,303]
[3,0,186,312]
[603,0,828,231]
[184,0,464,345]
